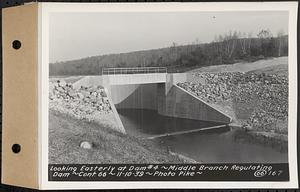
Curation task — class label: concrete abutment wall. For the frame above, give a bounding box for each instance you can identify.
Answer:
[109,84,158,110]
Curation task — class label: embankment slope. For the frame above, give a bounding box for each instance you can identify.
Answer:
[189,56,287,74]
[49,110,185,164]
[179,57,288,147]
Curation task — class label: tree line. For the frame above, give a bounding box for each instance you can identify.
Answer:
[50,29,288,76]
[171,29,288,72]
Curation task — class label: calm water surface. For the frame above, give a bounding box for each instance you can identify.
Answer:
[118,108,288,163]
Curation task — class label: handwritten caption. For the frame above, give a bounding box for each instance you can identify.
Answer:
[48,164,288,181]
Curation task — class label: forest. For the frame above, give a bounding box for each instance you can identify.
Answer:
[50,30,288,76]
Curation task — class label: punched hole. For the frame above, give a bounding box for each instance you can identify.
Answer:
[12,40,21,50]
[12,144,21,153]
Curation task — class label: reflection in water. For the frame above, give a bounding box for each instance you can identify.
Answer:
[118,108,288,163]
[118,108,223,136]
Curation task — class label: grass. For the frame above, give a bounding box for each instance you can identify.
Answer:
[49,109,184,164]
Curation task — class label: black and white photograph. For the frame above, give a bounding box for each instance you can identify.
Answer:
[44,2,297,186]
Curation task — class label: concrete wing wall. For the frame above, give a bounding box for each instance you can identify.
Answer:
[103,88,126,134]
[158,84,232,124]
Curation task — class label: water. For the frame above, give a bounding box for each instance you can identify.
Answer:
[118,108,288,163]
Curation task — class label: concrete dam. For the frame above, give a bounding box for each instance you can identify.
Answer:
[73,67,232,135]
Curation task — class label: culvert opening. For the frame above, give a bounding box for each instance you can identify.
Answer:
[110,83,228,138]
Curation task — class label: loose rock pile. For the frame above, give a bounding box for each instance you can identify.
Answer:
[178,72,288,134]
[178,72,238,104]
[49,80,113,121]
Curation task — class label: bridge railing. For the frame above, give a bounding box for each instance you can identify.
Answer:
[102,67,167,75]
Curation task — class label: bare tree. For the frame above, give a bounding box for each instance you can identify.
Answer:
[223,30,239,58]
[257,29,273,39]
[247,32,253,52]
[239,32,248,55]
[277,29,285,57]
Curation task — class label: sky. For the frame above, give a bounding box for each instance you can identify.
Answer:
[49,11,288,63]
